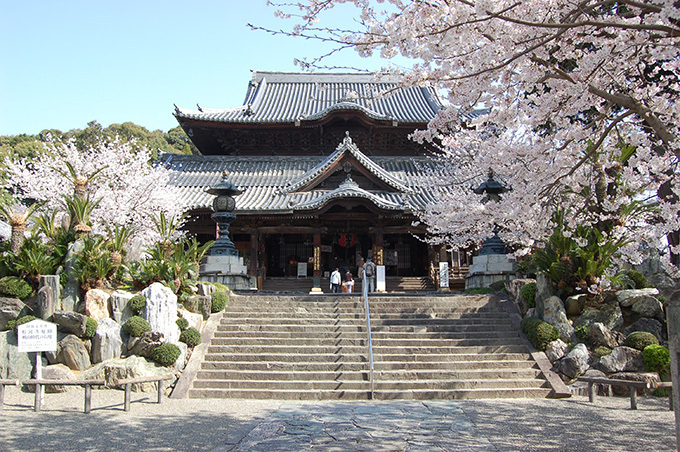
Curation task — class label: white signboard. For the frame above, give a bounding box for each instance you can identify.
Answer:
[376,265,386,292]
[439,262,449,288]
[297,262,308,277]
[17,319,57,353]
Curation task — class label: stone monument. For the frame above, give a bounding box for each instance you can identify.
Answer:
[466,169,517,289]
[199,172,253,290]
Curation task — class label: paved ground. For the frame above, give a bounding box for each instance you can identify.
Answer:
[0,387,676,451]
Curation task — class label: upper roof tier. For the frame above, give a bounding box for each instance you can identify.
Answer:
[173,71,443,125]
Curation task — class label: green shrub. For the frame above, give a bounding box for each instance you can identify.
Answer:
[83,317,98,339]
[574,325,590,344]
[0,276,33,300]
[176,317,189,331]
[128,295,146,315]
[593,346,612,358]
[625,269,649,289]
[211,291,229,313]
[624,331,659,351]
[643,344,670,377]
[520,282,537,308]
[10,315,37,331]
[150,342,181,367]
[123,316,152,337]
[464,287,496,295]
[179,327,201,348]
[520,317,560,351]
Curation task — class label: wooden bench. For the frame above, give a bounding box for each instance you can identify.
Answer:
[0,379,19,409]
[114,375,174,411]
[656,381,674,411]
[577,376,656,410]
[23,379,106,413]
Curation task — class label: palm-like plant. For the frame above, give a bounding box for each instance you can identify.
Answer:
[56,161,107,199]
[106,224,135,267]
[0,199,44,253]
[62,194,101,235]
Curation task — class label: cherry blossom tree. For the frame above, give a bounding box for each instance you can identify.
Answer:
[265,0,680,271]
[3,137,184,247]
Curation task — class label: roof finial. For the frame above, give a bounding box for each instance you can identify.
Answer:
[344,131,352,144]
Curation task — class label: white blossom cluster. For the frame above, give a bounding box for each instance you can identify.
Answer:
[272,0,680,272]
[4,138,184,247]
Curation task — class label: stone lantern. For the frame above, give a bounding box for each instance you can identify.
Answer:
[466,168,516,289]
[206,172,242,257]
[200,172,252,290]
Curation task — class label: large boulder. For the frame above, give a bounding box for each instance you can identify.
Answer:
[178,309,203,332]
[36,285,55,321]
[41,364,77,393]
[565,294,587,316]
[61,239,84,312]
[174,341,188,371]
[110,290,135,325]
[85,289,110,321]
[596,346,643,374]
[81,355,174,392]
[91,318,123,363]
[559,343,590,379]
[0,297,26,330]
[623,318,665,342]
[589,322,619,349]
[542,296,575,342]
[631,297,664,320]
[184,295,212,320]
[505,278,535,314]
[544,339,569,363]
[53,311,88,337]
[0,330,33,380]
[127,331,164,358]
[57,334,91,371]
[609,372,659,396]
[573,302,623,331]
[142,283,180,343]
[616,288,660,307]
[534,273,554,320]
[39,275,61,310]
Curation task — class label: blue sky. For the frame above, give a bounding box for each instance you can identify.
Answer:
[0,1,397,136]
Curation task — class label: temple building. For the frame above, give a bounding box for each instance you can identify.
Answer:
[165,71,464,290]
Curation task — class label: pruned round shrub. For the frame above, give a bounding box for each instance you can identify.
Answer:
[0,276,33,300]
[128,295,146,315]
[520,317,560,351]
[123,315,152,337]
[520,282,536,308]
[624,331,659,351]
[150,342,181,367]
[83,317,98,339]
[643,344,670,376]
[625,269,649,289]
[176,317,189,331]
[179,327,201,348]
[211,291,229,313]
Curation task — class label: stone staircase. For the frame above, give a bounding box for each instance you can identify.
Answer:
[184,293,555,400]
[259,276,435,293]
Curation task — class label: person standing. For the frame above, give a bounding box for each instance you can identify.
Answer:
[344,269,354,293]
[330,267,341,293]
[363,257,376,293]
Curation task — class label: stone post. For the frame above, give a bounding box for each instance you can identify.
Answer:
[666,290,680,451]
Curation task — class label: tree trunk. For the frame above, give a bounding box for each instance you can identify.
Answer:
[10,224,24,254]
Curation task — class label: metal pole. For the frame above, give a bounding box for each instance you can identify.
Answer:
[666,291,680,451]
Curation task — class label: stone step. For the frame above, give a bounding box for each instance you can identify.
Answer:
[204,353,368,363]
[188,388,372,400]
[215,325,367,334]
[211,337,369,346]
[196,370,370,381]
[373,388,554,400]
[374,378,549,391]
[193,379,370,391]
[218,316,513,326]
[200,359,537,372]
[374,368,544,381]
[373,351,532,362]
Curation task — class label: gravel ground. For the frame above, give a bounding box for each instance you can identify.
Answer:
[0,387,676,451]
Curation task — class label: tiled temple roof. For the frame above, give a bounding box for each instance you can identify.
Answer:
[160,139,450,215]
[173,71,443,125]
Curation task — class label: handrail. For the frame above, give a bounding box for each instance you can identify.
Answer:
[362,269,375,399]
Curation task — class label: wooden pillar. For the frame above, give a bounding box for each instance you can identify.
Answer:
[310,230,323,294]
[249,230,259,277]
[372,229,384,266]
